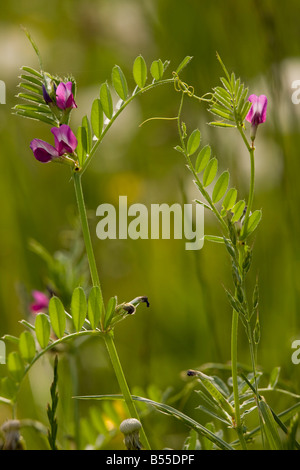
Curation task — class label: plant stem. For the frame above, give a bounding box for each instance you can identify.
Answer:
[105,332,151,450]
[72,171,151,450]
[244,146,255,226]
[73,172,102,291]
[237,126,255,229]
[231,309,247,449]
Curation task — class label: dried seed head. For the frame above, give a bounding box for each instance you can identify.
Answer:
[1,420,25,450]
[119,418,142,450]
[120,418,141,435]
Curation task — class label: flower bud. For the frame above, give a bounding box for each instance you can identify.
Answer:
[245,94,268,142]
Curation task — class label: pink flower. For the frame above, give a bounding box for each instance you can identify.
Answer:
[30,290,49,313]
[246,94,267,140]
[55,82,77,110]
[29,139,59,163]
[51,125,78,155]
[30,124,78,163]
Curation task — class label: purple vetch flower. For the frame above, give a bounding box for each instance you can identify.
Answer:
[29,139,59,163]
[30,290,49,314]
[55,81,77,110]
[246,94,268,141]
[51,125,78,155]
[30,124,78,163]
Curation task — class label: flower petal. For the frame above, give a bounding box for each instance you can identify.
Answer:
[246,94,267,126]
[56,82,77,110]
[30,290,49,313]
[30,139,59,163]
[51,124,78,155]
[257,95,267,123]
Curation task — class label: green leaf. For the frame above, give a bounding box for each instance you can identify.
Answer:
[7,352,24,383]
[19,81,43,96]
[195,371,235,417]
[75,394,234,450]
[201,423,216,450]
[183,429,201,450]
[210,105,235,121]
[187,129,201,156]
[112,65,128,101]
[213,87,233,108]
[88,286,103,330]
[19,331,36,363]
[174,145,184,154]
[204,235,226,244]
[195,200,213,212]
[49,296,66,339]
[13,109,57,125]
[133,55,147,89]
[16,92,46,105]
[2,335,20,345]
[71,287,87,332]
[236,87,249,115]
[176,56,193,74]
[76,126,87,167]
[195,145,211,173]
[14,103,52,114]
[202,157,218,187]
[231,200,245,223]
[0,376,18,400]
[240,209,262,240]
[20,74,44,87]
[268,367,281,389]
[91,99,104,139]
[35,313,51,349]
[150,59,164,81]
[21,66,43,79]
[82,115,92,155]
[212,171,230,203]
[259,399,282,450]
[222,188,237,211]
[104,296,117,329]
[100,82,113,119]
[209,121,236,128]
[240,100,252,121]
[225,290,245,318]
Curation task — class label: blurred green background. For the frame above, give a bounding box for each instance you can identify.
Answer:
[0,0,300,449]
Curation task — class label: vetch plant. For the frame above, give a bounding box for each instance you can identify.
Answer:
[74,58,300,450]
[0,30,299,450]
[0,31,195,451]
[166,53,299,450]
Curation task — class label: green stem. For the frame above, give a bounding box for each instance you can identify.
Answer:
[237,126,255,229]
[73,172,102,290]
[72,171,151,450]
[231,309,247,449]
[244,146,255,226]
[104,332,151,450]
